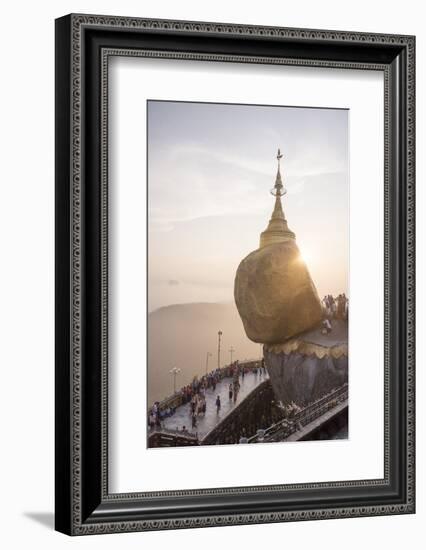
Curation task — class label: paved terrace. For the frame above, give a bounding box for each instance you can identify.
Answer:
[161,370,269,439]
[301,318,348,347]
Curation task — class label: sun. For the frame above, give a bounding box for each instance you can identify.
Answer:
[298,249,312,266]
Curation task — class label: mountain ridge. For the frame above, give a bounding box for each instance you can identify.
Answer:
[148,301,260,404]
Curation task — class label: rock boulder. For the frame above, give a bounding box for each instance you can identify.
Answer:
[234,241,322,344]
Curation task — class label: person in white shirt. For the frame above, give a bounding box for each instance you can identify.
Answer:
[322,318,332,334]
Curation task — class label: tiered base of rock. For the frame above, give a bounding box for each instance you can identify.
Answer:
[264,319,348,407]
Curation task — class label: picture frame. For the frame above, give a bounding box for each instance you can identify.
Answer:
[55,13,415,535]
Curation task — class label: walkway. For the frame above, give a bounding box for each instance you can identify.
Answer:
[284,399,348,442]
[161,370,268,438]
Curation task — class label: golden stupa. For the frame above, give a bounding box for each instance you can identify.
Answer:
[234,150,322,345]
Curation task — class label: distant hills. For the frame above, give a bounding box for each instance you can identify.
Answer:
[148,302,260,404]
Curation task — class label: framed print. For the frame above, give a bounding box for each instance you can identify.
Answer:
[55,14,415,535]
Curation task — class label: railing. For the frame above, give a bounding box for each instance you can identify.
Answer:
[247,383,348,443]
[149,425,198,438]
[148,427,199,447]
[294,384,348,426]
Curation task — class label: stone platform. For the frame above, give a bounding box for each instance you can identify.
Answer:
[160,370,268,439]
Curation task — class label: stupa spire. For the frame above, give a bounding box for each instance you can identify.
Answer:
[259,149,295,248]
[273,148,285,197]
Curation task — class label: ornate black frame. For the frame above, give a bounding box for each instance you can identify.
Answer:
[55,14,415,535]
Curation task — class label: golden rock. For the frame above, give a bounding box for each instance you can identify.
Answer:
[234,240,323,344]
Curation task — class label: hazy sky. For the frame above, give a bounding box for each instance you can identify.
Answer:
[147,100,349,312]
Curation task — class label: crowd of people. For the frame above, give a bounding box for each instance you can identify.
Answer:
[185,361,244,430]
[322,293,349,320]
[148,359,268,433]
[320,293,349,335]
[148,401,177,430]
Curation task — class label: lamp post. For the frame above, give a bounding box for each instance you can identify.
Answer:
[205,352,212,375]
[169,367,181,394]
[217,330,223,370]
[229,346,235,365]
